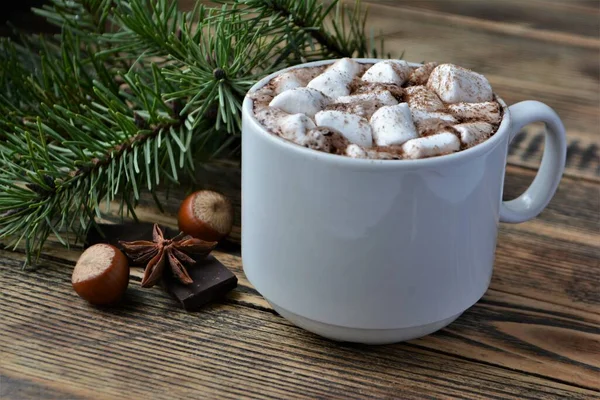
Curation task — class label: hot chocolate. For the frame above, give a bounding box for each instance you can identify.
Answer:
[250,58,503,160]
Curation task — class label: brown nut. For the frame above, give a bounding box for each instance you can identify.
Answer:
[72,244,129,305]
[178,190,234,242]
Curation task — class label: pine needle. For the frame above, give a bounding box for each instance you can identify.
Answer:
[0,0,384,266]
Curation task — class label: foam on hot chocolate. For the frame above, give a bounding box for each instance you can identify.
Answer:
[251,58,503,160]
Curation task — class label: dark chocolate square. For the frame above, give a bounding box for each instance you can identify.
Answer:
[163,255,238,311]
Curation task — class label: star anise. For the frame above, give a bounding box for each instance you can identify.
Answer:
[119,224,217,288]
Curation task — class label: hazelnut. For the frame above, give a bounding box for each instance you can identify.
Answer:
[72,244,129,305]
[178,190,234,242]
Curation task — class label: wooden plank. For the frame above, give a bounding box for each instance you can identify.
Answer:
[489,0,600,13]
[1,252,598,399]
[506,125,599,182]
[366,0,600,39]
[366,1,599,49]
[2,167,599,397]
[488,75,598,139]
[502,165,599,240]
[0,374,87,400]
[417,290,600,389]
[539,0,600,10]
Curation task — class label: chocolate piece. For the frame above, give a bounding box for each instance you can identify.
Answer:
[163,255,238,311]
[86,222,238,311]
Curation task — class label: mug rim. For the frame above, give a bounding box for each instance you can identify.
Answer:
[243,58,511,169]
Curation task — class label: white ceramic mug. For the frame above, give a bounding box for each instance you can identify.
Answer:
[241,59,566,344]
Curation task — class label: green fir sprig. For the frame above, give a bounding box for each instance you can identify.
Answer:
[0,0,383,265]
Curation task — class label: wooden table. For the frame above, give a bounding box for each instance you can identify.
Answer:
[2,1,599,398]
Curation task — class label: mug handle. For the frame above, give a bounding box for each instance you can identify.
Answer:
[500,101,567,223]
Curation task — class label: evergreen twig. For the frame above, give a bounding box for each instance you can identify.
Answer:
[0,0,384,266]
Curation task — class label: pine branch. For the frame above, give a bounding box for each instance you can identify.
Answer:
[222,0,376,60]
[96,1,296,134]
[33,0,114,35]
[0,33,228,265]
[0,0,381,266]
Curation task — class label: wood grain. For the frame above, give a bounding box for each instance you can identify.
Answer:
[1,250,599,399]
[2,167,599,399]
[366,0,600,39]
[507,127,600,182]
[2,1,599,398]
[0,374,83,400]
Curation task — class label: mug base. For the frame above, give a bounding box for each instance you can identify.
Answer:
[269,302,462,345]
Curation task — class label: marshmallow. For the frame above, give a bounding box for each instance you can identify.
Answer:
[272,71,304,94]
[272,67,324,93]
[447,102,501,124]
[328,57,362,76]
[362,60,411,85]
[279,113,316,142]
[336,91,398,106]
[345,144,368,159]
[315,110,373,147]
[301,129,331,153]
[427,64,493,103]
[454,122,494,145]
[269,87,330,118]
[370,103,418,146]
[408,62,438,86]
[307,73,350,98]
[404,86,444,111]
[402,132,461,159]
[411,109,457,126]
[253,107,289,135]
[307,58,361,98]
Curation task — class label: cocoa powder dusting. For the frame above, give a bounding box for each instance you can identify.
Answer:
[354,82,403,100]
[407,62,438,86]
[325,100,385,120]
[417,120,456,137]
